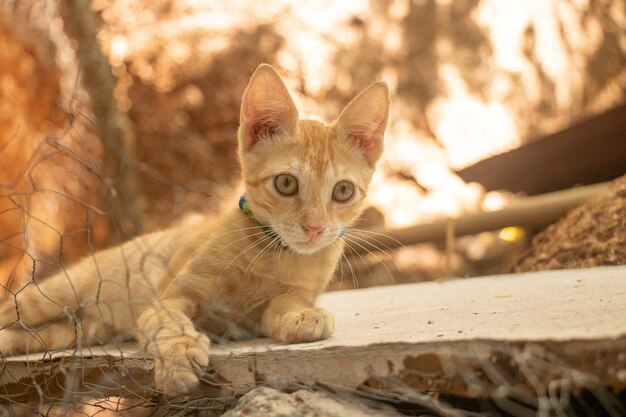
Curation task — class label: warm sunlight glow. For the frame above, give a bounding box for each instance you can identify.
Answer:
[94,0,626,231]
[499,226,525,243]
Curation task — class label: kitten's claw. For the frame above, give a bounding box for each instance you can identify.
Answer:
[276,307,335,344]
[153,332,210,397]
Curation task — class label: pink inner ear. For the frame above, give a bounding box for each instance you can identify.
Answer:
[349,133,383,165]
[350,134,369,149]
[253,120,280,140]
[243,118,282,151]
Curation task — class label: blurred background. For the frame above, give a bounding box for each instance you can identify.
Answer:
[1,0,625,292]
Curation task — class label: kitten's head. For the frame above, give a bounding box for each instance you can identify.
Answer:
[238,64,389,255]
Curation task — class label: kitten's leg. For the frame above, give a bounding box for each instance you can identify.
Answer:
[261,290,335,344]
[0,321,108,356]
[0,274,82,328]
[136,295,210,397]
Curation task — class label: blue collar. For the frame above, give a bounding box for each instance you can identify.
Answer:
[238,196,346,249]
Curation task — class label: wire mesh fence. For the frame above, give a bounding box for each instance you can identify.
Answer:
[1,0,625,416]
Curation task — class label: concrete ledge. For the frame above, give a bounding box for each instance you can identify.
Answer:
[1,266,625,404]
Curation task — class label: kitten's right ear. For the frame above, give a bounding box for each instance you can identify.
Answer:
[336,81,389,167]
[238,64,299,151]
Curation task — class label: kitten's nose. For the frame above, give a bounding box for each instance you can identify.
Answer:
[301,224,324,240]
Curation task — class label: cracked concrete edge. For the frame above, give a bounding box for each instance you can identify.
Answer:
[1,336,625,404]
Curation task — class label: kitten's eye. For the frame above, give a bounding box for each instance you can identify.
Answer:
[332,180,355,202]
[274,174,299,196]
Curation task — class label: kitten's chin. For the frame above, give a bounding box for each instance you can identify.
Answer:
[284,238,332,255]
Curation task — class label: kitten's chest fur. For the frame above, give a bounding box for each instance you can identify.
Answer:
[158,208,343,334]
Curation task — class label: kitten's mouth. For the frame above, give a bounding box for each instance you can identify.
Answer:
[279,234,327,254]
[286,232,345,255]
[290,242,325,254]
[300,238,321,246]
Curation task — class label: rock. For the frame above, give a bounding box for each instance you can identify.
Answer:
[221,387,403,417]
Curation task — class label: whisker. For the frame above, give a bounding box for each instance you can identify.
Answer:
[347,228,405,253]
[342,238,374,280]
[341,235,397,286]
[344,230,402,269]
[332,241,346,288]
[213,229,270,256]
[344,234,400,275]
[271,235,285,264]
[218,233,276,278]
[339,249,358,290]
[216,220,298,276]
[344,233,401,268]
[244,236,281,278]
[208,225,275,244]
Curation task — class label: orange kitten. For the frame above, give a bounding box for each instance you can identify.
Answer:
[0,64,389,396]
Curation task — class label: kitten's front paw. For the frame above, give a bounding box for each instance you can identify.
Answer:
[273,307,335,344]
[153,332,210,397]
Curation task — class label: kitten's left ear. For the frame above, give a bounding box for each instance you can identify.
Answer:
[239,64,299,151]
[336,82,389,167]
